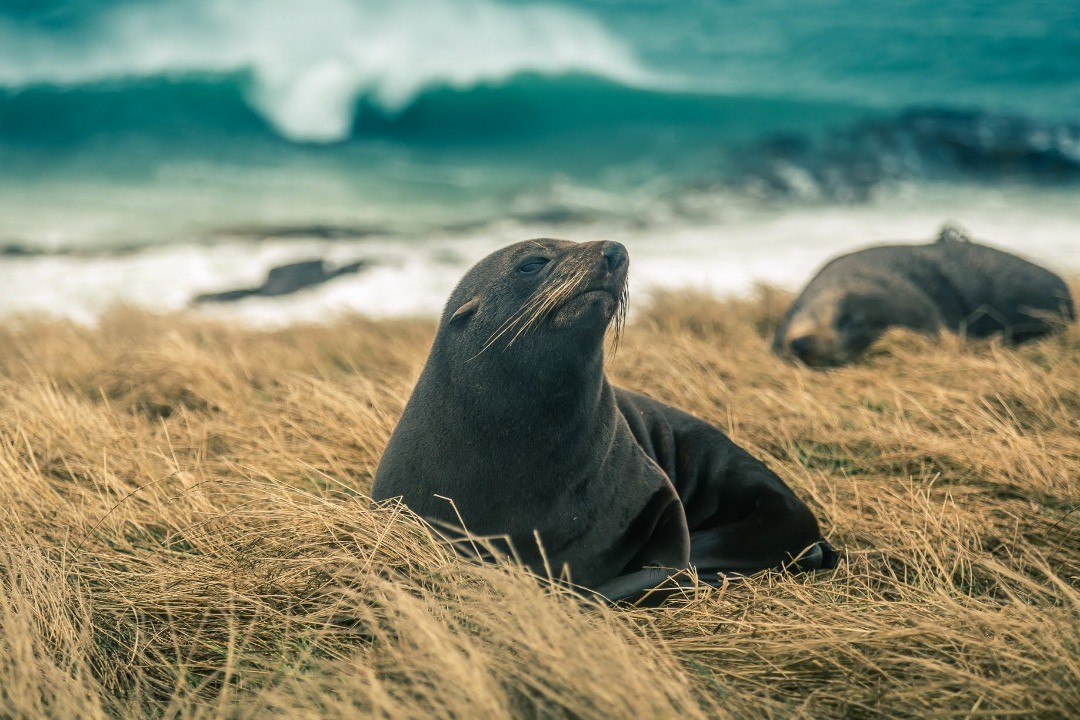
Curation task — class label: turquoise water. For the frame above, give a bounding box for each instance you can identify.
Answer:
[0,0,1077,319]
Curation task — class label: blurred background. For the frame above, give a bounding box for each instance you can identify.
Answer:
[1,0,1078,323]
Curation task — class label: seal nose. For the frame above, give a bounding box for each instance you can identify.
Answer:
[601,241,627,272]
[789,335,814,359]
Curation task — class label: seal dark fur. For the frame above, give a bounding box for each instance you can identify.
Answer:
[773,225,1075,367]
[372,239,836,601]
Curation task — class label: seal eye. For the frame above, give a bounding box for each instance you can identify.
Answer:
[517,257,549,276]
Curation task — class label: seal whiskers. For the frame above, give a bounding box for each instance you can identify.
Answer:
[478,251,626,355]
[607,282,629,355]
[504,265,589,346]
[474,267,585,354]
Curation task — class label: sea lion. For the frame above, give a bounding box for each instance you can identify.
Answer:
[372,239,837,602]
[773,225,1075,367]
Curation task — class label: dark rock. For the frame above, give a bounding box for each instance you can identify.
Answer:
[193,258,367,304]
[737,108,1080,201]
[220,224,387,240]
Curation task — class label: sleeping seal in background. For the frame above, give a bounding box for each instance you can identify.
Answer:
[773,225,1075,367]
[372,238,837,603]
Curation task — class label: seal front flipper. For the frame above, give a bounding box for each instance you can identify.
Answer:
[683,486,828,577]
[797,539,840,571]
[590,538,842,605]
[690,536,840,581]
[590,540,841,606]
[587,566,689,605]
[615,388,836,578]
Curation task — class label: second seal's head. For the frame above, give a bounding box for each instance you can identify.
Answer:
[772,286,888,367]
[438,238,629,359]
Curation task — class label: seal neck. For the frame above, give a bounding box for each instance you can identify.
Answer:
[429,336,609,429]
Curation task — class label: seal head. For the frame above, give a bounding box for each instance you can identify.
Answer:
[773,281,942,367]
[437,238,629,370]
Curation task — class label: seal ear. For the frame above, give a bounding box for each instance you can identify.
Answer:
[450,297,480,324]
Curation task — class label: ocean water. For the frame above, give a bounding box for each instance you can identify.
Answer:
[1,0,1078,323]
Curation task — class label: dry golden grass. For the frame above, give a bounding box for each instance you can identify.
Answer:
[1,282,1078,719]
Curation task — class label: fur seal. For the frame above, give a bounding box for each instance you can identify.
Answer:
[773,225,1075,367]
[372,239,837,601]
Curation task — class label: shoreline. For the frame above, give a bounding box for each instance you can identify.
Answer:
[2,195,1079,327]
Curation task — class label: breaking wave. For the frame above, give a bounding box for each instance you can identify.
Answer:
[0,0,653,142]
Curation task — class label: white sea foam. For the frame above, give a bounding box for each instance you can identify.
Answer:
[1,186,1077,327]
[0,0,650,142]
